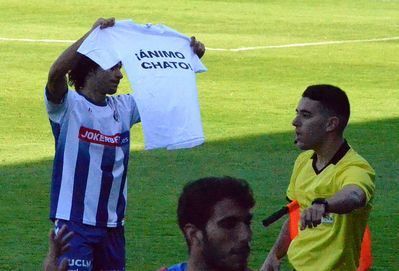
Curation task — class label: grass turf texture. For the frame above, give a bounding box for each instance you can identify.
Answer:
[0,0,398,270]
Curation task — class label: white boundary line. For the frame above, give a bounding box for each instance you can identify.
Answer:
[207,36,399,51]
[0,37,75,43]
[1,36,398,51]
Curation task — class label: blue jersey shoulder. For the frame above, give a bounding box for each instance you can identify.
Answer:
[167,262,187,271]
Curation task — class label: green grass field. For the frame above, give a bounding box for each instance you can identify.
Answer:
[1,0,398,270]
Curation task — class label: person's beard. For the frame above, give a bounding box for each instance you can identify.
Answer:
[201,231,249,271]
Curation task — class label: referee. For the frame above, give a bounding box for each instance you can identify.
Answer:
[260,85,375,271]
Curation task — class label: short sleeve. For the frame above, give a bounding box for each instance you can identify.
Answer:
[286,156,303,201]
[113,94,141,127]
[190,53,207,73]
[44,87,70,124]
[339,166,375,203]
[130,96,141,126]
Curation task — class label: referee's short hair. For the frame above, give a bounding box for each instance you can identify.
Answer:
[302,84,350,134]
[177,176,254,233]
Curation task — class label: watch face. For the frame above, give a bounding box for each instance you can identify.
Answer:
[321,214,334,224]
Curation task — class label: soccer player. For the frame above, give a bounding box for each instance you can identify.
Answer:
[260,85,375,271]
[163,176,254,271]
[45,17,205,270]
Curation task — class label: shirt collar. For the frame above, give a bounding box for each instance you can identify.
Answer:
[77,91,107,107]
[311,140,350,174]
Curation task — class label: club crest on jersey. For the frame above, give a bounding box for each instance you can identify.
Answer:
[79,127,129,147]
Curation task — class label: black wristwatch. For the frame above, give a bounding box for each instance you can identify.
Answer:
[312,198,329,213]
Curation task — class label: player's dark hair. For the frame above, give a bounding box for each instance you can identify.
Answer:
[302,84,350,134]
[68,54,100,91]
[177,176,254,243]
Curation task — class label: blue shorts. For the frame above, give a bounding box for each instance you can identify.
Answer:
[55,219,125,271]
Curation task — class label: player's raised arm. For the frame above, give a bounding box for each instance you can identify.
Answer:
[46,18,115,103]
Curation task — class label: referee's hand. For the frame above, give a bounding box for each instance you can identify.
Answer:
[300,203,326,230]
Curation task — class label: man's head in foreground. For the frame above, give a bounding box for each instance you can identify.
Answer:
[178,176,255,271]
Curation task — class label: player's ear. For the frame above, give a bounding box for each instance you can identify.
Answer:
[326,116,340,132]
[183,223,204,248]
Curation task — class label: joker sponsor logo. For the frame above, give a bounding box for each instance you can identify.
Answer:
[79,127,129,147]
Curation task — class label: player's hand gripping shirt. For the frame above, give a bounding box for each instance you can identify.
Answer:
[78,20,207,150]
[45,90,140,227]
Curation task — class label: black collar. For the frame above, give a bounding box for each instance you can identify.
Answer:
[311,140,350,174]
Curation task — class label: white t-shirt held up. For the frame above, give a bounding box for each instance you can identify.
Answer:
[78,20,207,150]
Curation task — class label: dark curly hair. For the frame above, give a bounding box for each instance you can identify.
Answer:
[68,54,100,90]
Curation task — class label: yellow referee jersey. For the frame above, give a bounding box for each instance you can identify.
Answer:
[286,142,375,271]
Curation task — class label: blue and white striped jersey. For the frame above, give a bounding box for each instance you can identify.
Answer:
[45,89,140,227]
